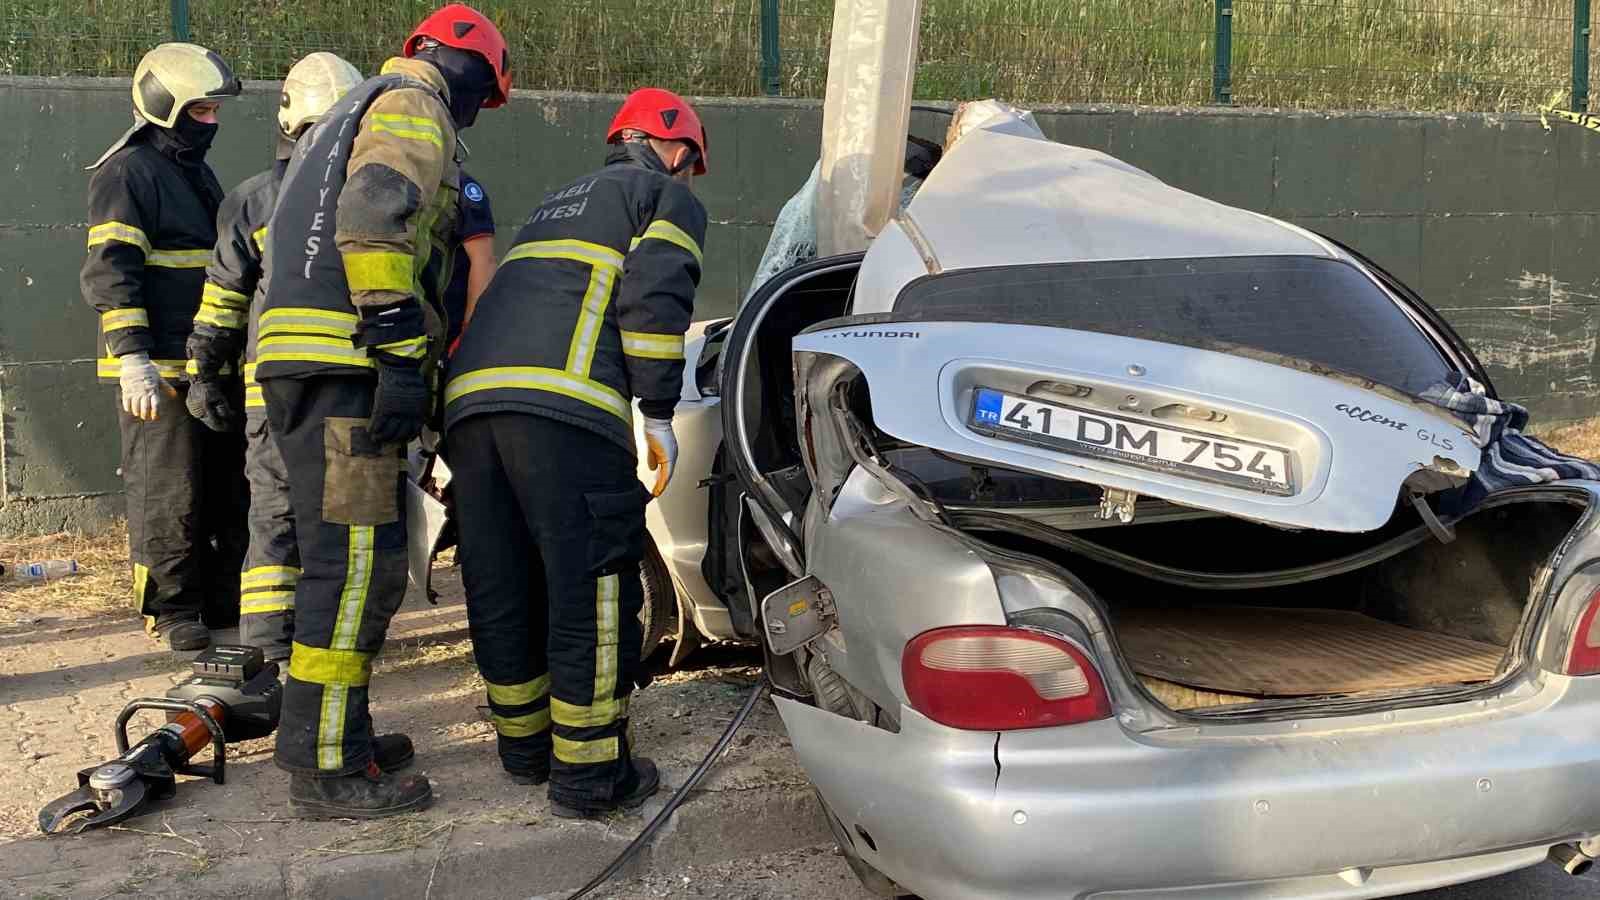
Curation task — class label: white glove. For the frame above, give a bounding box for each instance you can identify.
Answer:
[118,352,176,422]
[643,417,678,498]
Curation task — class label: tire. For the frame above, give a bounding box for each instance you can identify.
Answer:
[638,538,676,659]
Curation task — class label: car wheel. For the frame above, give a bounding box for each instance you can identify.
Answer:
[815,790,917,898]
[639,538,676,659]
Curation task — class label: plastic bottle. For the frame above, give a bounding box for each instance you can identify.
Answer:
[1,559,80,582]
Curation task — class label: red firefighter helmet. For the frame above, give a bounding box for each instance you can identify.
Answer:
[607,88,708,176]
[404,4,512,108]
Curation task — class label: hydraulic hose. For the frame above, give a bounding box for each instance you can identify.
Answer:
[564,676,772,900]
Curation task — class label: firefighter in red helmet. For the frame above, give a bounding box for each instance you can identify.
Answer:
[445,88,708,817]
[255,3,510,818]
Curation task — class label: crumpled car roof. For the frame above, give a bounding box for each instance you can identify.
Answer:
[851,117,1341,315]
[912,123,1335,270]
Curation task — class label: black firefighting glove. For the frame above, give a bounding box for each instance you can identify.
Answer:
[184,334,242,433]
[368,355,429,446]
[185,378,242,433]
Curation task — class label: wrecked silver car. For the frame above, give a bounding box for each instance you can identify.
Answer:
[649,107,1600,898]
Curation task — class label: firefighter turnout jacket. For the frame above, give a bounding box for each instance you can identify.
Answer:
[189,160,287,409]
[443,144,707,452]
[257,57,460,383]
[83,126,226,382]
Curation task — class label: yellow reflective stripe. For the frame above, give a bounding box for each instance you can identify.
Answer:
[486,675,552,707]
[242,565,301,588]
[203,283,249,309]
[371,112,443,132]
[243,362,258,383]
[331,526,375,650]
[343,251,414,293]
[195,304,247,330]
[252,226,269,252]
[619,330,685,361]
[444,366,630,423]
[368,121,445,149]
[288,643,373,686]
[146,248,211,268]
[550,695,629,729]
[97,357,192,379]
[100,308,149,332]
[87,221,151,254]
[256,336,376,369]
[261,308,359,329]
[240,593,294,615]
[593,573,619,711]
[260,319,360,339]
[245,386,264,408]
[564,265,617,376]
[318,685,348,770]
[492,709,552,738]
[503,239,624,273]
[554,735,619,764]
[632,219,704,266]
[132,562,150,612]
[376,335,428,360]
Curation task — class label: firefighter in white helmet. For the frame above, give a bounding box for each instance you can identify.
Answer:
[184,52,363,665]
[82,43,245,653]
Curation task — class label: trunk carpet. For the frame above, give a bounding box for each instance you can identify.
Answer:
[1118,606,1504,697]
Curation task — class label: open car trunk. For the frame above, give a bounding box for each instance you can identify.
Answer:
[954,490,1587,712]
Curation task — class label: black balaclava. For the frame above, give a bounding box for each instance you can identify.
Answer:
[170,111,219,157]
[413,43,496,130]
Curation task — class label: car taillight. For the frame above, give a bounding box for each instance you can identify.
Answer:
[1564,589,1600,676]
[901,625,1112,730]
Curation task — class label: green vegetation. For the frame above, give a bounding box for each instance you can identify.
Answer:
[0,0,1583,111]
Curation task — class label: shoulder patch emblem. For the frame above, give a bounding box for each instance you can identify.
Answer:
[464,181,484,202]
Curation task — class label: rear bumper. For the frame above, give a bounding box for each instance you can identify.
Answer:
[775,674,1600,899]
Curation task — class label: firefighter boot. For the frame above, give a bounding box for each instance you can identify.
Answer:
[372,733,415,773]
[500,732,551,786]
[549,757,660,820]
[289,761,433,819]
[154,616,211,652]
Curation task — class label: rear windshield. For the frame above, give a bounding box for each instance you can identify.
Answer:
[894,256,1452,396]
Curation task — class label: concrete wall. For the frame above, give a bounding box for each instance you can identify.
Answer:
[3,77,1597,533]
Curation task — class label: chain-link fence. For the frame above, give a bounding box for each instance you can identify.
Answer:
[1,1,1594,113]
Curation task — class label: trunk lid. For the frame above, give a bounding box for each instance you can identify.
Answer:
[794,320,1480,533]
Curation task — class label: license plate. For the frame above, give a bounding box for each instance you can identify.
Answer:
[970,388,1294,495]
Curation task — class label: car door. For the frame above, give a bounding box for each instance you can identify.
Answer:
[705,254,863,682]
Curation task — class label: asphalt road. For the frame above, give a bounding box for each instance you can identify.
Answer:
[608,844,1600,899]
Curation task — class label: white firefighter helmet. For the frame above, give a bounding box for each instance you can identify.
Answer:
[278,52,363,138]
[131,43,241,129]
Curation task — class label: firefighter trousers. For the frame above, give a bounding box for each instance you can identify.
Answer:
[263,375,409,776]
[117,382,248,628]
[448,412,649,808]
[238,409,300,661]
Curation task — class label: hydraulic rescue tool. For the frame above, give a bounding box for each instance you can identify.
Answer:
[38,645,282,835]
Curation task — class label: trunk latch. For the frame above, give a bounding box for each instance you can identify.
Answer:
[1098,488,1139,524]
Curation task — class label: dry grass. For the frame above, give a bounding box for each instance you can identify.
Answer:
[0,0,1586,111]
[308,817,451,857]
[0,521,131,621]
[1532,417,1600,460]
[373,634,478,676]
